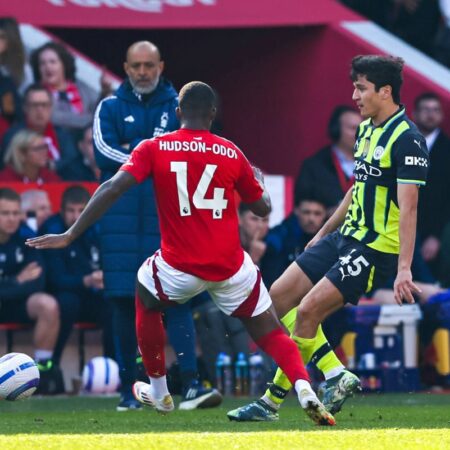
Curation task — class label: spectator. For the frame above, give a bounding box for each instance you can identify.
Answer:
[1,84,79,178]
[260,197,327,289]
[294,106,360,216]
[0,187,63,394]
[190,202,270,385]
[434,0,450,67]
[20,189,52,231]
[192,296,251,388]
[389,0,440,56]
[0,129,61,184]
[73,125,100,181]
[413,93,450,269]
[93,40,217,411]
[30,42,97,132]
[39,186,113,367]
[0,72,21,143]
[0,17,32,93]
[238,203,270,266]
[439,223,450,287]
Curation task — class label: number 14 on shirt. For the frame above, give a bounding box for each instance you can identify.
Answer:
[171,161,228,219]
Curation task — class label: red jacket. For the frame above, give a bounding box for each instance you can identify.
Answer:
[0,165,61,184]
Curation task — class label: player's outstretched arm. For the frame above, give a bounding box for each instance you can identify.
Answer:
[306,186,353,249]
[26,171,137,249]
[393,183,422,305]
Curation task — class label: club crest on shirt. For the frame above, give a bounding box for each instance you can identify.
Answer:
[373,146,385,160]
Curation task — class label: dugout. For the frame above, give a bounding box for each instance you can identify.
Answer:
[4,0,450,178]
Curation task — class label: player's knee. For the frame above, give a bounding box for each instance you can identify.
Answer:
[297,296,320,323]
[28,293,59,319]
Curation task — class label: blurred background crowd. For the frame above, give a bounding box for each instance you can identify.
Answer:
[1,0,450,398]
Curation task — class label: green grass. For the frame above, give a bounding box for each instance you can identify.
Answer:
[0,394,450,449]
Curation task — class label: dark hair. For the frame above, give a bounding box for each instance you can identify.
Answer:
[238,202,253,215]
[30,41,76,83]
[0,17,25,87]
[61,186,90,210]
[414,92,441,110]
[179,81,216,117]
[295,195,327,208]
[0,187,20,203]
[328,105,357,142]
[23,83,52,104]
[350,55,404,104]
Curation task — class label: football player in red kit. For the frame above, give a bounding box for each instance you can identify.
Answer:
[26,81,335,426]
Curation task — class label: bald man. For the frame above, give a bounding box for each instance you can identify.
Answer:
[94,41,221,411]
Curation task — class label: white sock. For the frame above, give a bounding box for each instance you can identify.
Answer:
[34,350,52,362]
[261,394,280,410]
[294,379,313,396]
[324,366,345,380]
[149,375,170,399]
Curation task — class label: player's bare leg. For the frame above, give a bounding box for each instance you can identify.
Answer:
[270,262,313,319]
[294,277,361,413]
[238,305,335,426]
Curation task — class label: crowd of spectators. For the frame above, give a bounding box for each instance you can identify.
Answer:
[1,12,450,396]
[340,0,450,68]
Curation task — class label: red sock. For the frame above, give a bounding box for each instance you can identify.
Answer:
[135,294,166,378]
[256,327,310,383]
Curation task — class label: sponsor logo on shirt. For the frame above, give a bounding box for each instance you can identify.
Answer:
[405,156,428,167]
[354,160,382,181]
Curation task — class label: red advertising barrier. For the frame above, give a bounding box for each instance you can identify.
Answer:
[0,182,99,213]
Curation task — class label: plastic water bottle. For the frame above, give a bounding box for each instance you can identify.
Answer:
[234,352,249,396]
[249,353,265,396]
[222,353,234,396]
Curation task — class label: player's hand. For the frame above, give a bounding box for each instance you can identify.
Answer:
[393,268,421,305]
[16,262,42,283]
[26,232,73,250]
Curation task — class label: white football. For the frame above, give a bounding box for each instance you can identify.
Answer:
[82,357,120,394]
[0,353,40,400]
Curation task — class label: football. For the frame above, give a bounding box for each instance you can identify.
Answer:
[0,353,40,401]
[82,357,120,394]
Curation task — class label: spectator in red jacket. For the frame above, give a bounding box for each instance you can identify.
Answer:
[0,129,61,184]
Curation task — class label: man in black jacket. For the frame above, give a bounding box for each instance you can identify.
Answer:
[413,93,450,272]
[294,106,360,216]
[260,197,327,288]
[39,186,113,367]
[0,188,61,392]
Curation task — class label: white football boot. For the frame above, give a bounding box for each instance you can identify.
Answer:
[132,381,175,415]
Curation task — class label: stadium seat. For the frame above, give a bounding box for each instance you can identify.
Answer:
[73,322,100,373]
[0,322,33,353]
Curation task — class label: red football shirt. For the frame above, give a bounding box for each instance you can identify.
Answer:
[120,128,263,281]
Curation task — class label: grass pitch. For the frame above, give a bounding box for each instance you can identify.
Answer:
[0,393,449,449]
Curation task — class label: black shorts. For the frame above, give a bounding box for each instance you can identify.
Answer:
[0,298,34,323]
[296,231,397,305]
